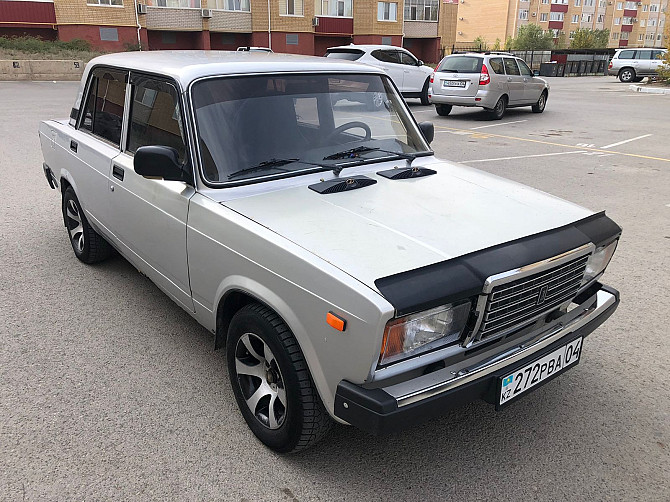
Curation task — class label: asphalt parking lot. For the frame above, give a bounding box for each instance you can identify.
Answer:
[1,76,669,500]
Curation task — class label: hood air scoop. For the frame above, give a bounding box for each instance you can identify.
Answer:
[377,166,436,180]
[309,175,377,194]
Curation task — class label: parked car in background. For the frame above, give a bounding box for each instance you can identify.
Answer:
[429,52,550,120]
[39,51,620,453]
[325,44,433,105]
[608,48,668,82]
[237,46,273,52]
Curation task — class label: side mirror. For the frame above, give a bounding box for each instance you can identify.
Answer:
[134,146,184,181]
[533,70,540,76]
[418,121,434,144]
[417,59,424,66]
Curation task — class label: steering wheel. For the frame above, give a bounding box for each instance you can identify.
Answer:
[324,121,372,144]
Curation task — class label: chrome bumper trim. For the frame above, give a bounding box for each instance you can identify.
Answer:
[395,289,616,408]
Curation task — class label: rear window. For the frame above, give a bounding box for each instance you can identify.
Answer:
[617,50,635,59]
[325,49,364,60]
[437,56,483,73]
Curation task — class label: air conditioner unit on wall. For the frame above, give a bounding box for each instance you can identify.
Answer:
[532,12,536,16]
[202,8,212,18]
[312,17,319,26]
[137,3,147,14]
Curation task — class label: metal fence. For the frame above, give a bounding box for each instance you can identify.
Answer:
[440,46,617,76]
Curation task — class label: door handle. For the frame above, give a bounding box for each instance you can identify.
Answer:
[112,165,125,181]
[70,140,78,153]
[508,77,513,81]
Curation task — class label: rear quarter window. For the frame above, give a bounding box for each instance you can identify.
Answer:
[488,57,504,74]
[617,50,636,59]
[437,56,483,73]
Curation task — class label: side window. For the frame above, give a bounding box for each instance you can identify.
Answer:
[79,68,128,146]
[503,58,521,76]
[637,50,652,60]
[489,57,505,74]
[652,50,665,60]
[399,51,418,66]
[518,60,533,76]
[127,76,186,162]
[618,50,635,59]
[371,50,400,64]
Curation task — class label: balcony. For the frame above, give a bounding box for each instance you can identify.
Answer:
[314,16,353,35]
[550,4,569,12]
[621,24,633,32]
[0,1,56,28]
[548,21,564,29]
[623,9,637,17]
[210,10,252,32]
[145,7,204,30]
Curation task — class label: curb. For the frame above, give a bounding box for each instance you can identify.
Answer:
[628,84,670,94]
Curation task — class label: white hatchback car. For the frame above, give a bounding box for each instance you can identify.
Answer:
[325,44,434,104]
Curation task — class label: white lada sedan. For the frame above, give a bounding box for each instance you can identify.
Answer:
[39,51,620,453]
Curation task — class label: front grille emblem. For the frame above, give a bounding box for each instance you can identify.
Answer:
[536,285,548,306]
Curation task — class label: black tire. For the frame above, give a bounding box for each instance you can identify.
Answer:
[435,104,452,116]
[420,78,430,106]
[618,68,636,83]
[531,91,548,113]
[62,187,113,264]
[488,95,507,120]
[632,76,645,83]
[227,303,332,453]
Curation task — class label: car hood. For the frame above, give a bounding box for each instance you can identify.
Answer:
[222,159,593,293]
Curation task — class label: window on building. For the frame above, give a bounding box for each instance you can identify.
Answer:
[649,18,657,26]
[212,0,250,11]
[622,16,633,23]
[574,0,580,6]
[642,4,648,10]
[639,33,644,40]
[570,30,576,38]
[282,0,303,15]
[404,0,439,21]
[315,0,353,17]
[612,31,618,39]
[551,0,568,4]
[640,18,645,26]
[519,9,528,20]
[572,14,579,23]
[87,0,123,5]
[582,13,593,22]
[146,0,201,7]
[127,77,185,162]
[616,2,622,9]
[599,0,606,7]
[542,0,549,3]
[650,3,659,12]
[657,34,662,41]
[286,33,299,44]
[378,2,397,21]
[540,12,548,21]
[584,0,593,5]
[549,12,564,21]
[620,31,629,39]
[79,69,128,147]
[614,17,621,24]
[624,1,636,8]
[597,14,605,23]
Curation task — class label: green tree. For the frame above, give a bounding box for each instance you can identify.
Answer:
[511,24,554,51]
[659,24,670,85]
[492,38,502,51]
[570,28,610,49]
[473,36,488,51]
[504,36,514,50]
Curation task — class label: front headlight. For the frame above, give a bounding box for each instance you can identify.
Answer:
[582,239,618,285]
[379,302,471,366]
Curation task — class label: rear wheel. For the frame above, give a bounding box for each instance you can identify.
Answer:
[227,303,332,453]
[435,104,452,116]
[531,91,547,113]
[420,78,430,106]
[62,187,113,264]
[618,68,635,83]
[487,96,507,120]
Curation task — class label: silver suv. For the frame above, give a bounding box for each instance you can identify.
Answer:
[430,52,550,120]
[608,48,667,83]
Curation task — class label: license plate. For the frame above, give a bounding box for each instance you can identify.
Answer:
[443,80,466,88]
[499,337,582,406]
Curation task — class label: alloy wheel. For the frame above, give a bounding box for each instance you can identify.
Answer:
[65,199,85,253]
[234,332,287,429]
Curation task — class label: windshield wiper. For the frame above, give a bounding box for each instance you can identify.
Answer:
[324,147,421,175]
[228,158,326,180]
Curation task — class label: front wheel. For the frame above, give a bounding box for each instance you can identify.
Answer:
[531,91,547,113]
[435,104,452,116]
[487,96,507,120]
[420,78,430,106]
[227,303,332,453]
[618,68,635,83]
[62,187,113,264]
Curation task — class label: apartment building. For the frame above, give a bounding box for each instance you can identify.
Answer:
[454,0,667,48]
[0,0,457,61]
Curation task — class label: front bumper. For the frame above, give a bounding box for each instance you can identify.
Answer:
[334,284,619,435]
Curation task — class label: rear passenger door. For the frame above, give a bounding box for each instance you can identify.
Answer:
[370,49,405,91]
[634,50,653,75]
[69,68,128,233]
[503,58,524,104]
[107,74,195,312]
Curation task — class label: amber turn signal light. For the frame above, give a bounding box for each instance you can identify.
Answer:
[326,312,346,332]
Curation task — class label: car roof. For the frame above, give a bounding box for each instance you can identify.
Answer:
[84,50,385,89]
[327,44,409,52]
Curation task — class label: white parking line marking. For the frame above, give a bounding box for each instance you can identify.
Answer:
[462,151,586,163]
[470,120,527,130]
[600,134,652,150]
[577,143,596,148]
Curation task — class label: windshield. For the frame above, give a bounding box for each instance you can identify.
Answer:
[437,56,483,73]
[191,73,430,184]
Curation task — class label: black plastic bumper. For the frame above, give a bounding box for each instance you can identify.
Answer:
[334,285,620,435]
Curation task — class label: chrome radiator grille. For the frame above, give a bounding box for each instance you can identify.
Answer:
[478,253,590,340]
